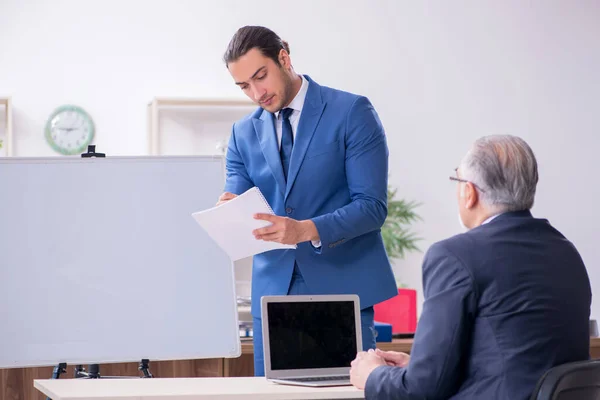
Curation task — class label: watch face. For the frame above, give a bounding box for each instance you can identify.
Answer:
[45,105,95,155]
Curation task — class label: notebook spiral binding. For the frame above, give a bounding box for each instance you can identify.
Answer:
[252,187,276,215]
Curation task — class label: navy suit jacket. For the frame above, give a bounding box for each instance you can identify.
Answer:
[224,75,397,317]
[366,210,592,400]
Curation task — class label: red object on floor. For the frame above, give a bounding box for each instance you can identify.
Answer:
[374,288,417,333]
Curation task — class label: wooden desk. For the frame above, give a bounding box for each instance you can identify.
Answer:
[4,338,600,400]
[33,377,364,400]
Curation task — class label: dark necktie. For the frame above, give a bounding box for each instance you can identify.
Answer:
[280,107,294,181]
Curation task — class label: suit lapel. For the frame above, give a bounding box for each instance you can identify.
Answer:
[285,78,326,199]
[253,111,286,197]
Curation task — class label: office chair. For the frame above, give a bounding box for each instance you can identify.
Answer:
[531,359,600,400]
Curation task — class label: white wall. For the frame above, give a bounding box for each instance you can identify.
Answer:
[1,0,599,318]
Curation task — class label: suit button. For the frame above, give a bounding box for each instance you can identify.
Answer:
[285,207,293,214]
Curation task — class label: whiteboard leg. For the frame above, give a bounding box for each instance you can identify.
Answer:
[45,363,67,400]
[74,364,101,378]
[139,359,153,378]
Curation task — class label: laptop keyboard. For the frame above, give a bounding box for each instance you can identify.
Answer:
[286,375,350,382]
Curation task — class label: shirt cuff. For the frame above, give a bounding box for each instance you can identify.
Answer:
[311,240,322,248]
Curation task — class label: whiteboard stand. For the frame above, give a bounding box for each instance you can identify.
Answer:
[46,360,154,381]
[45,363,67,400]
[72,360,153,379]
[42,147,158,398]
[44,360,153,400]
[81,144,106,158]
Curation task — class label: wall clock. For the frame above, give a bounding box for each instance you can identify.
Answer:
[45,105,95,155]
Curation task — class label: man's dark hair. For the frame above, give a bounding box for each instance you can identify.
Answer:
[223,26,290,66]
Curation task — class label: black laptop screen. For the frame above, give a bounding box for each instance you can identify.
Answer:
[266,300,358,371]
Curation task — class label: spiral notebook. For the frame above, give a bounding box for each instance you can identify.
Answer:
[191,187,296,261]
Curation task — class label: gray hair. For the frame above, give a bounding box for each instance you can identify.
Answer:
[459,135,539,212]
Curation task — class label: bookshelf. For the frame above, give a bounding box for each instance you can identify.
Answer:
[146,97,256,156]
[0,97,13,156]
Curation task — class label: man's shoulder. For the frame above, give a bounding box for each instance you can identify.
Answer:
[319,82,360,99]
[426,217,539,262]
[422,231,488,281]
[320,83,367,107]
[306,75,369,108]
[427,232,477,259]
[428,214,580,269]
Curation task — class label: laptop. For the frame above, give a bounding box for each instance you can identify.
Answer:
[261,294,362,387]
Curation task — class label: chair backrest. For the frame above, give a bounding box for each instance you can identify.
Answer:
[531,359,600,400]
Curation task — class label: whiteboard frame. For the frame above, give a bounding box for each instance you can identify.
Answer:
[0,155,241,368]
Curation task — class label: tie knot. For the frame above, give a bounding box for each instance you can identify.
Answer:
[280,107,293,120]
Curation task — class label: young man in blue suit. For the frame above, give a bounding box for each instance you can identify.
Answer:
[350,135,592,399]
[218,26,398,376]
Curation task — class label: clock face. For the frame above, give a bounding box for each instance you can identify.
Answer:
[45,105,95,155]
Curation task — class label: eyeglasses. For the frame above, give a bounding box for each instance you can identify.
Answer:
[449,168,486,193]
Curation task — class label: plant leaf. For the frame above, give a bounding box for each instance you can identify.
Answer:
[382,185,422,260]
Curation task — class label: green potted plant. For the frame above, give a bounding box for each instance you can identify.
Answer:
[382,185,421,271]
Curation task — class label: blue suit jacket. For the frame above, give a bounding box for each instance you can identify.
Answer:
[224,75,397,317]
[366,210,592,400]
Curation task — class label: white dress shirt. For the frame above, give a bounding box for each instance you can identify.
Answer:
[274,75,321,248]
[483,214,502,224]
[274,74,309,146]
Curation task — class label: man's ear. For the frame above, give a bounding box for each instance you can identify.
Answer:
[278,48,291,69]
[464,182,478,209]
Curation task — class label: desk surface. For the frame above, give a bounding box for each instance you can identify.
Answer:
[34,377,364,400]
[30,338,600,400]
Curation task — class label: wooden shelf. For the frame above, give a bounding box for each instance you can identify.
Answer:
[149,98,255,107]
[0,97,13,156]
[147,97,256,156]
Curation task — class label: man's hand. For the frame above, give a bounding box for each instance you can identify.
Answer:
[350,349,386,390]
[216,192,237,206]
[253,214,319,245]
[374,349,410,367]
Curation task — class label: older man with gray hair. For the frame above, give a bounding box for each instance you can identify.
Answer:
[351,135,592,400]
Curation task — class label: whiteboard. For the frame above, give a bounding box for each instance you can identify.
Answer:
[0,156,240,368]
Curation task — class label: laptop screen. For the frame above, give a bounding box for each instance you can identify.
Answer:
[266,300,358,371]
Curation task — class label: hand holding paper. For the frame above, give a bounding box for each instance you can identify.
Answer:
[216,191,237,206]
[252,213,319,245]
[192,187,296,261]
